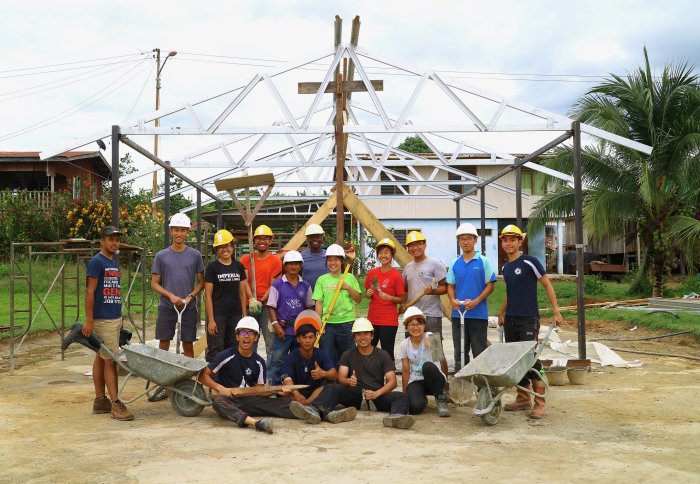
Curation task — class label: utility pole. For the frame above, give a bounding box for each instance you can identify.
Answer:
[152,48,177,216]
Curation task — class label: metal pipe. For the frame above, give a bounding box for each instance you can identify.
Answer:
[196,190,202,253]
[515,166,522,229]
[455,199,461,256]
[480,187,486,255]
[9,243,15,375]
[111,125,120,227]
[573,121,586,359]
[164,161,170,249]
[217,202,222,228]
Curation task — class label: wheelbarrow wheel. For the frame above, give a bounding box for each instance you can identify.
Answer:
[170,379,206,417]
[476,386,502,426]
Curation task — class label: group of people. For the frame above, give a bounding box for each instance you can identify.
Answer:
[82,213,561,428]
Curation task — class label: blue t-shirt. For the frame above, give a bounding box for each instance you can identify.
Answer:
[267,276,314,335]
[502,254,546,317]
[300,248,326,291]
[208,346,266,388]
[86,253,122,319]
[151,246,205,309]
[446,252,496,320]
[281,347,334,391]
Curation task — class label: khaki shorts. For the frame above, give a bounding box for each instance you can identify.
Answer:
[93,317,122,360]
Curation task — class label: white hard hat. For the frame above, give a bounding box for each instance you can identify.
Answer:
[456,223,478,237]
[352,317,374,333]
[403,306,426,322]
[236,316,260,334]
[283,250,303,264]
[325,244,345,258]
[169,213,191,228]
[304,224,324,236]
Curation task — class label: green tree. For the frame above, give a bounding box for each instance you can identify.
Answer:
[398,136,432,154]
[529,49,700,297]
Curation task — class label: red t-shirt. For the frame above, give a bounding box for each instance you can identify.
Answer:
[241,253,283,300]
[364,267,404,326]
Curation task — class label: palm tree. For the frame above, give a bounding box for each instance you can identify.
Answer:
[529,48,700,297]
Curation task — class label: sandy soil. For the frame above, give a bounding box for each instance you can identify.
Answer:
[1,321,699,483]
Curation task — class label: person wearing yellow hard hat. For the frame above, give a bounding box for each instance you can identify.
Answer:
[363,237,404,361]
[290,317,415,429]
[241,224,282,355]
[498,224,562,420]
[204,229,248,361]
[300,223,327,290]
[400,230,448,340]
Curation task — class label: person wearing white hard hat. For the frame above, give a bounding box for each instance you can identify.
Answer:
[265,250,315,385]
[204,229,247,361]
[300,223,327,290]
[241,224,283,356]
[151,213,205,357]
[312,243,361,366]
[446,222,497,372]
[363,237,404,361]
[290,317,414,429]
[399,231,448,339]
[197,316,297,434]
[397,306,449,417]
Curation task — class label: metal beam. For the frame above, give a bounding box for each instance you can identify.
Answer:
[111,125,120,228]
[573,121,586,359]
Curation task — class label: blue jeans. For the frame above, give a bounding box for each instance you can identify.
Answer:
[266,334,296,385]
[251,306,272,355]
[319,322,354,367]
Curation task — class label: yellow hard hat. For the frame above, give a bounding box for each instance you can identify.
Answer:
[213,229,235,247]
[499,225,524,239]
[375,237,396,252]
[405,231,426,245]
[254,225,273,237]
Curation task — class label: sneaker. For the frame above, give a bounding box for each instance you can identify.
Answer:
[147,386,168,402]
[326,406,357,424]
[289,401,321,424]
[111,401,134,421]
[382,414,415,430]
[254,418,274,434]
[436,395,450,418]
[93,396,111,414]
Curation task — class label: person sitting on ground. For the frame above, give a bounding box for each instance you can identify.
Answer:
[266,250,315,385]
[289,318,415,429]
[280,310,337,405]
[364,238,404,362]
[397,306,450,417]
[197,317,297,434]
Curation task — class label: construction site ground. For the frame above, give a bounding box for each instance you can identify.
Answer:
[1,318,699,483]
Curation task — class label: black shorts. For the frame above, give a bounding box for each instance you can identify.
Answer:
[155,305,198,342]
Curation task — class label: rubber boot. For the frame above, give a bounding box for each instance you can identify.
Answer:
[62,323,103,352]
[530,380,546,419]
[504,384,532,411]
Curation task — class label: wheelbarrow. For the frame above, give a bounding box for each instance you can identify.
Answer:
[454,325,554,425]
[62,323,211,417]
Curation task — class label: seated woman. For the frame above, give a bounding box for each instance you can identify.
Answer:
[396,306,450,417]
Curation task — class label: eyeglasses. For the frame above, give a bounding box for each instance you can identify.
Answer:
[217,245,232,251]
[237,330,256,336]
[458,236,475,242]
[407,321,425,328]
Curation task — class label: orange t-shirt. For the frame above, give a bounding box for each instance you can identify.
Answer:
[240,253,283,299]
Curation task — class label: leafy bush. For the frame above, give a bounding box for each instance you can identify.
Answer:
[584,274,606,295]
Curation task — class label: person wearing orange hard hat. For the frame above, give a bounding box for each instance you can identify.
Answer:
[241,224,283,355]
[279,310,338,406]
[498,224,562,420]
[204,229,247,361]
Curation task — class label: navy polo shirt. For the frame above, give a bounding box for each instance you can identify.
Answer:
[208,346,266,388]
[502,254,546,317]
[281,347,334,391]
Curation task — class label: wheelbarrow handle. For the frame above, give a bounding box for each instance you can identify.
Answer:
[534,324,555,359]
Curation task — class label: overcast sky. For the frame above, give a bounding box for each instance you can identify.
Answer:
[1,0,698,193]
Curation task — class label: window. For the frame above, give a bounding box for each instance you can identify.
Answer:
[72,176,81,199]
[520,169,547,196]
[448,166,477,193]
[380,166,409,196]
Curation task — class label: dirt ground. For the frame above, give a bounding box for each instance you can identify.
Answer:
[1,320,699,483]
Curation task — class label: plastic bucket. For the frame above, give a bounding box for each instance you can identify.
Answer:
[545,366,568,386]
[567,367,588,385]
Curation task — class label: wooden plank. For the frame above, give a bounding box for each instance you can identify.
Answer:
[298,80,383,95]
[540,359,591,369]
[281,192,338,251]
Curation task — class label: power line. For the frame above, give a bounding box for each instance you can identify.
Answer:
[0,55,150,79]
[0,52,148,74]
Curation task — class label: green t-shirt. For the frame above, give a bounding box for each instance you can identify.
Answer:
[312,272,360,324]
